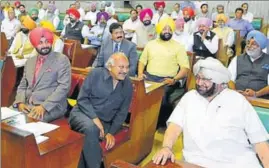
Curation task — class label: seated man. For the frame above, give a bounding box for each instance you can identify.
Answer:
[242,2,254,23]
[138,17,189,126]
[106,7,118,28]
[61,8,91,43]
[228,30,269,99]
[195,3,211,20]
[182,7,196,35]
[153,57,269,167]
[13,27,71,122]
[69,53,133,168]
[43,3,60,30]
[84,2,99,26]
[190,17,219,58]
[88,12,110,47]
[18,4,27,22]
[152,1,169,25]
[122,9,140,41]
[132,8,157,49]
[95,23,138,76]
[171,3,183,20]
[8,16,37,67]
[29,8,40,25]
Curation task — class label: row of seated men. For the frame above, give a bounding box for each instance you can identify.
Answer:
[8,25,269,168]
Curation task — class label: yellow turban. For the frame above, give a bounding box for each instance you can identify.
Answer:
[7,7,14,13]
[216,14,228,23]
[40,20,56,32]
[156,17,175,35]
[22,16,37,30]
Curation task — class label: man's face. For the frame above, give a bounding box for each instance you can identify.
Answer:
[37,2,42,9]
[69,14,77,23]
[183,11,190,19]
[75,2,80,9]
[8,11,15,20]
[176,24,184,32]
[217,20,225,28]
[235,10,243,19]
[111,27,124,43]
[130,10,138,21]
[99,16,107,24]
[70,4,76,9]
[198,24,208,33]
[217,6,224,14]
[36,37,52,56]
[136,7,142,14]
[201,5,208,13]
[158,6,164,13]
[174,4,180,12]
[109,57,129,81]
[242,4,248,12]
[246,39,259,51]
[31,13,38,20]
[91,5,96,12]
[195,72,216,97]
[19,6,25,13]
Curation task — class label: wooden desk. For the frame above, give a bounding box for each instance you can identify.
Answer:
[1,114,84,168]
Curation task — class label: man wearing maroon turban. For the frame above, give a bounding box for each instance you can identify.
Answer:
[13,27,71,122]
[61,8,91,43]
[132,8,157,48]
[152,1,169,25]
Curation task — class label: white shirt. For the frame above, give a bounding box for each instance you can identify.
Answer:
[105,6,115,16]
[84,10,99,26]
[184,19,197,35]
[78,8,86,21]
[189,31,219,54]
[52,16,60,30]
[122,18,140,38]
[38,8,46,20]
[242,12,254,23]
[1,18,21,40]
[171,10,183,20]
[107,18,118,28]
[228,55,269,85]
[61,23,91,39]
[152,12,169,25]
[14,9,20,18]
[172,31,193,51]
[168,89,268,168]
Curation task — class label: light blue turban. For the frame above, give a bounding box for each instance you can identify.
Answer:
[247,30,268,49]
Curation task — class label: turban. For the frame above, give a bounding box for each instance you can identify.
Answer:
[7,7,14,13]
[14,1,21,7]
[97,12,109,21]
[196,17,212,27]
[155,1,165,9]
[247,30,268,49]
[100,2,106,9]
[217,4,224,8]
[183,7,195,17]
[40,20,56,32]
[22,16,37,30]
[139,8,153,22]
[29,8,39,16]
[47,3,56,13]
[67,8,80,19]
[216,14,228,23]
[193,57,231,84]
[175,17,185,27]
[29,28,54,47]
[156,17,175,35]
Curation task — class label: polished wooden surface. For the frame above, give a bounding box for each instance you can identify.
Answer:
[247,97,269,108]
[1,32,8,58]
[216,39,228,66]
[1,114,84,168]
[186,51,196,91]
[234,30,243,56]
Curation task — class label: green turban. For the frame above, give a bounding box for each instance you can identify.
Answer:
[29,8,39,16]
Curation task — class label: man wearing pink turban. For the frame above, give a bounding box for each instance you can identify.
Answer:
[84,2,99,26]
[152,1,169,25]
[190,17,219,58]
[13,27,71,122]
[132,8,157,48]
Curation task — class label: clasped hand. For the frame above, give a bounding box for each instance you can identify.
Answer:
[18,103,46,120]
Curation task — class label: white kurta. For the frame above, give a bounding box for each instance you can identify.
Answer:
[152,12,169,25]
[84,10,99,26]
[172,31,193,51]
[122,18,140,39]
[242,12,254,23]
[168,89,268,168]
[1,18,21,40]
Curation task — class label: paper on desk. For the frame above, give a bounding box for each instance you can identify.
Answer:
[144,82,152,93]
[36,135,49,144]
[81,44,94,49]
[1,107,22,120]
[15,122,59,137]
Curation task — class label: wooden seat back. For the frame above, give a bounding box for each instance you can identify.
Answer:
[186,51,196,91]
[234,30,243,56]
[216,39,229,67]
[1,32,8,58]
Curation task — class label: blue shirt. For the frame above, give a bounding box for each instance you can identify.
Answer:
[70,68,133,134]
[0,10,5,22]
[227,18,254,37]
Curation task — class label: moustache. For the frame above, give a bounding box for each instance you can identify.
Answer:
[117,36,123,39]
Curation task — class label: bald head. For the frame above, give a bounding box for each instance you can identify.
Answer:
[106,52,130,81]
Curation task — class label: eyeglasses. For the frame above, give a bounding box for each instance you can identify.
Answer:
[195,75,212,82]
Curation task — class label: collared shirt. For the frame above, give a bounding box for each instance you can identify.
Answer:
[242,12,254,23]
[227,18,254,37]
[73,67,133,134]
[171,10,183,20]
[172,31,193,51]
[38,8,46,20]
[152,12,169,25]
[1,18,21,39]
[78,7,86,21]
[84,10,99,26]
[168,89,268,168]
[184,19,196,35]
[88,24,110,46]
[140,38,190,77]
[113,41,122,53]
[122,18,140,38]
[0,10,4,22]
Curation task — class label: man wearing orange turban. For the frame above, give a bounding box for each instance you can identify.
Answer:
[61,8,91,43]
[152,1,169,25]
[13,27,71,122]
[8,16,37,67]
[132,8,157,48]
[182,7,196,35]
[138,17,189,127]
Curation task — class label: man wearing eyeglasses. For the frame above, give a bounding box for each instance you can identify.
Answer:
[228,30,269,99]
[153,57,269,168]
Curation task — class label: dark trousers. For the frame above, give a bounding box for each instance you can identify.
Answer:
[69,112,111,168]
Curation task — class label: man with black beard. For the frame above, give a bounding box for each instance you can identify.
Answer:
[132,8,157,48]
[182,7,196,35]
[229,30,269,99]
[95,23,138,76]
[61,8,91,43]
[13,27,71,122]
[138,17,189,127]
[153,57,269,168]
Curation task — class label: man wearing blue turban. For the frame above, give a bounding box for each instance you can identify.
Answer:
[228,30,269,99]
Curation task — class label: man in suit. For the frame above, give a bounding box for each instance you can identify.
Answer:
[13,27,71,122]
[95,22,138,76]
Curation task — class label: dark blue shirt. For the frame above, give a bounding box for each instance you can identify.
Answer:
[71,67,133,134]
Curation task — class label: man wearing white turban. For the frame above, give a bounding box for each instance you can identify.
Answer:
[153,57,269,168]
[228,30,269,99]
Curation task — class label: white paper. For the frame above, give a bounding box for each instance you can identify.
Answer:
[36,135,49,144]
[15,122,59,137]
[144,82,152,93]
[81,44,94,49]
[1,107,22,120]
